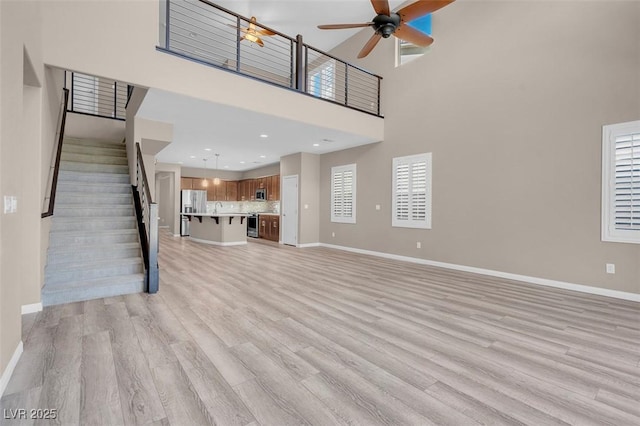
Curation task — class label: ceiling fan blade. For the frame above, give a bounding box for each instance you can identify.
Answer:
[318,23,374,30]
[358,33,382,58]
[257,28,276,36]
[370,0,390,16]
[397,0,455,23]
[394,24,434,47]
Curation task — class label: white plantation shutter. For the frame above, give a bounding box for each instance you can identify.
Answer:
[331,164,356,223]
[602,121,640,244]
[392,153,432,229]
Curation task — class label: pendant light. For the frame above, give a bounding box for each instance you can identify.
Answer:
[213,154,221,186]
[201,158,209,187]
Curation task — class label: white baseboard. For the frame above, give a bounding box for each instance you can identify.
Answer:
[320,243,640,302]
[21,302,43,315]
[159,225,170,229]
[297,242,320,248]
[173,234,180,237]
[0,341,23,398]
[188,237,247,247]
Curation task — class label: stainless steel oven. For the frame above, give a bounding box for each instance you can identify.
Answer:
[247,214,258,238]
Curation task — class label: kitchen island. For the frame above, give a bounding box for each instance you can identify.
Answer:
[181,213,249,246]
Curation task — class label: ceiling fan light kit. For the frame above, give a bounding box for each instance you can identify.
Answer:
[318,0,455,58]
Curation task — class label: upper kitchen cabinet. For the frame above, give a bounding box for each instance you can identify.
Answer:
[267,175,280,201]
[192,178,208,191]
[226,181,238,201]
[180,177,193,190]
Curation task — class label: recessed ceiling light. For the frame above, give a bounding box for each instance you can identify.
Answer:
[204,148,212,151]
[259,155,266,158]
[240,161,245,164]
[190,155,196,159]
[313,143,320,147]
[260,134,268,138]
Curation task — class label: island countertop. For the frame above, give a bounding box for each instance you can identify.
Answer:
[180,212,250,217]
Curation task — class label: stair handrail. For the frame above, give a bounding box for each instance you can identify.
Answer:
[42,88,70,218]
[133,142,159,293]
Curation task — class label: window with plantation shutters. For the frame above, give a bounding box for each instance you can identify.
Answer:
[602,121,640,244]
[331,164,356,224]
[392,153,432,229]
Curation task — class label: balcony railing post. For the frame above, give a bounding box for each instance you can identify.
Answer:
[345,65,349,106]
[295,34,304,91]
[377,77,381,116]
[236,16,241,72]
[165,0,171,49]
[70,72,75,112]
[290,39,295,89]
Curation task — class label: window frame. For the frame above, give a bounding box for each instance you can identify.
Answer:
[392,153,432,229]
[331,163,357,224]
[602,120,640,244]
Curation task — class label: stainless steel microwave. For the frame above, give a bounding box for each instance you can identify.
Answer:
[256,188,266,200]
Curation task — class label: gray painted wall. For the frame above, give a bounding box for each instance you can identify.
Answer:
[320,1,640,294]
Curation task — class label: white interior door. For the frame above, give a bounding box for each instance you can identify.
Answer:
[281,175,298,246]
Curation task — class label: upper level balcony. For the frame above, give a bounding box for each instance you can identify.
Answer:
[157,0,383,117]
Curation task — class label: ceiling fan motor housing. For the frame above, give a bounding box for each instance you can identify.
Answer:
[373,13,401,38]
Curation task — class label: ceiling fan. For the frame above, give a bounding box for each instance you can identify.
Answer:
[318,0,455,58]
[228,16,276,47]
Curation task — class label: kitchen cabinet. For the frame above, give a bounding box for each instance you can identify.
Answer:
[226,181,238,201]
[267,175,280,201]
[180,177,193,190]
[215,181,227,201]
[256,177,266,189]
[192,177,208,190]
[238,180,248,201]
[259,215,280,242]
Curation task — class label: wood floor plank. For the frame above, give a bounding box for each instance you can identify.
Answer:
[0,386,42,426]
[106,303,167,425]
[230,342,347,425]
[37,315,83,425]
[81,330,125,425]
[171,340,255,425]
[150,362,213,426]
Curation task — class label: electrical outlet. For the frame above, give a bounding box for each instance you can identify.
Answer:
[606,263,615,274]
[332,232,335,238]
[375,204,381,210]
[416,242,421,249]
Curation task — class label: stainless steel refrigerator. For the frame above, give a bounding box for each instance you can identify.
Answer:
[180,190,207,236]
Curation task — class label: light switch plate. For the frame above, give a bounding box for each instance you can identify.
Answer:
[3,196,10,214]
[375,204,381,210]
[606,263,615,274]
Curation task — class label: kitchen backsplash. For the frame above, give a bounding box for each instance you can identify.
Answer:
[206,201,280,215]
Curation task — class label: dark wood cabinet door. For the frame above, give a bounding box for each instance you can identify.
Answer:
[270,216,280,241]
[270,175,280,201]
[192,178,208,190]
[207,187,216,201]
[215,181,227,201]
[180,177,193,190]
[226,181,238,201]
[259,216,268,238]
[249,179,257,201]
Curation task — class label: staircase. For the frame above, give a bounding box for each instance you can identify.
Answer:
[42,137,145,306]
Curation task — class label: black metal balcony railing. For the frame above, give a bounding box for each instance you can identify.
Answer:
[65,71,130,120]
[158,0,383,117]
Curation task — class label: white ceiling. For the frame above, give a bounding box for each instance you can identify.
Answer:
[138,88,379,171]
[143,1,405,171]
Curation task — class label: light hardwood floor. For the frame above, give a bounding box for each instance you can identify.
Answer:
[2,232,639,425]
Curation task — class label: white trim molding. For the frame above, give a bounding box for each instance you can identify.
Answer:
[188,237,247,246]
[21,302,43,315]
[0,341,23,398]
[320,243,640,302]
[297,242,321,248]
